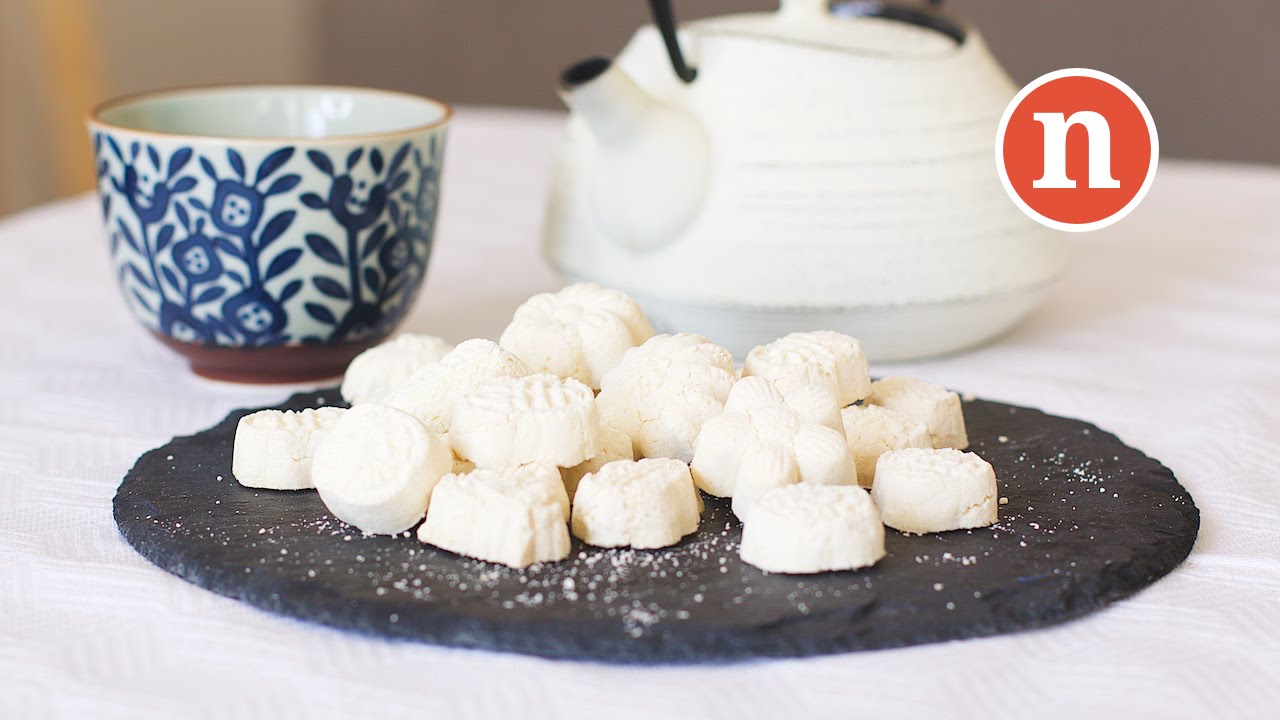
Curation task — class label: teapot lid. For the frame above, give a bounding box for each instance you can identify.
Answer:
[691,0,962,59]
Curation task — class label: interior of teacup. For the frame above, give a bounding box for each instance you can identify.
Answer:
[92,85,449,139]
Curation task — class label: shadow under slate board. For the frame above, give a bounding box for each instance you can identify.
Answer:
[113,388,1198,663]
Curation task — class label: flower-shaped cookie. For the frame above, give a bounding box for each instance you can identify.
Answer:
[691,377,857,520]
[500,283,655,391]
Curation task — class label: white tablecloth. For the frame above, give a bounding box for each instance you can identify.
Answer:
[2,107,1277,719]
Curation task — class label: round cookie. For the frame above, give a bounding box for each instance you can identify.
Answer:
[450,374,601,468]
[867,376,969,450]
[871,447,998,533]
[232,407,346,490]
[571,458,701,549]
[340,334,453,406]
[311,404,451,535]
[740,484,886,574]
[842,403,933,487]
[743,331,870,406]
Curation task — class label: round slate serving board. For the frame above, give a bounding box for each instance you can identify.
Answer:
[114,389,1198,663]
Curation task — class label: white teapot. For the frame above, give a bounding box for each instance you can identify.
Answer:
[544,0,1065,360]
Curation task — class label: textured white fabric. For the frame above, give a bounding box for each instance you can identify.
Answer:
[1,107,1278,719]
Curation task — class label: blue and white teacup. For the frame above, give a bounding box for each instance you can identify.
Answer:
[88,85,451,382]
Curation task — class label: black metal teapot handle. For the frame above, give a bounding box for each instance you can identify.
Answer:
[831,0,966,44]
[648,0,697,83]
[645,0,964,85]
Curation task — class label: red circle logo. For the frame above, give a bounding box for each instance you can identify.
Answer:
[997,69,1158,232]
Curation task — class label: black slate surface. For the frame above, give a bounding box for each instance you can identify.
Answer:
[113,388,1199,663]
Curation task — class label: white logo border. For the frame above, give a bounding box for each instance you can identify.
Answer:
[995,67,1159,233]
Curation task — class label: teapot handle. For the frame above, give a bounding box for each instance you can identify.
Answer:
[647,0,962,83]
[782,0,944,16]
[830,1,966,44]
[647,0,697,83]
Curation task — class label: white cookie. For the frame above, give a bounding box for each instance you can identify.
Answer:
[779,384,846,435]
[561,424,634,500]
[519,463,572,520]
[311,404,451,535]
[692,405,804,499]
[232,407,346,490]
[866,376,969,450]
[723,375,844,434]
[571,458,701,549]
[690,390,857,510]
[740,484,886,574]
[721,374,786,414]
[596,333,736,463]
[730,441,799,523]
[450,374,601,468]
[418,466,570,568]
[499,283,654,391]
[871,447,997,533]
[382,338,531,433]
[791,424,858,487]
[340,334,453,406]
[841,404,933,487]
[743,331,870,406]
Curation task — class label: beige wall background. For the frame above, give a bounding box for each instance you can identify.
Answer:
[2,0,1277,217]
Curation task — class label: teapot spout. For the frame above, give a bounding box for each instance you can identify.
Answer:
[558,57,655,145]
[557,56,709,252]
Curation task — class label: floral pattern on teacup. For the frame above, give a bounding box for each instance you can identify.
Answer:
[93,133,442,348]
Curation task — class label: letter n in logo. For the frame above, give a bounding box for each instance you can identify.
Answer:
[997,69,1158,232]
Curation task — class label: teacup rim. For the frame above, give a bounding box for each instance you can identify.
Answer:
[87,83,453,143]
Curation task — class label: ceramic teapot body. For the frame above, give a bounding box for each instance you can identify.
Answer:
[544,1,1065,360]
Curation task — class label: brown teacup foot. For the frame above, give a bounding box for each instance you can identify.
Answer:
[153,333,383,384]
